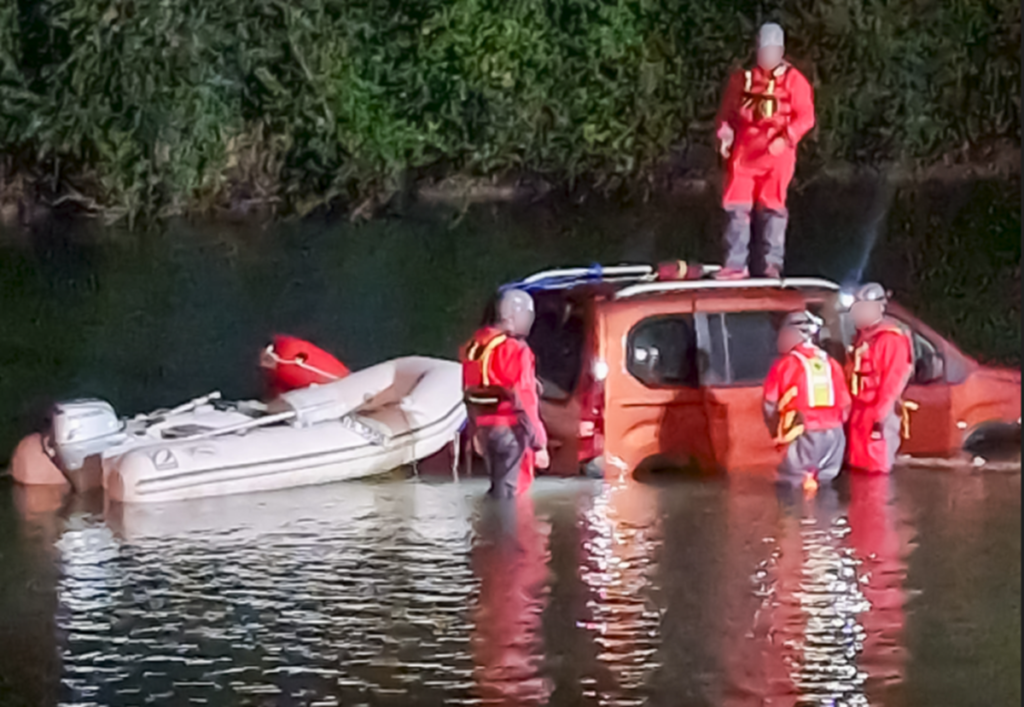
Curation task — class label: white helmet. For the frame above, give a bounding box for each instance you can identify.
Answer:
[854,282,888,304]
[497,289,535,337]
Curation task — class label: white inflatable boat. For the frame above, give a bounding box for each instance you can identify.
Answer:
[24,357,466,504]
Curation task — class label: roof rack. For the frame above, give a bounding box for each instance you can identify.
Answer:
[614,277,840,299]
[508,264,656,291]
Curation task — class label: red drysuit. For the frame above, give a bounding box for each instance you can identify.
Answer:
[846,320,914,473]
[716,62,815,211]
[462,327,548,496]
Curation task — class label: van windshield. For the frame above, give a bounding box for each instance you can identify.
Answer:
[526,293,585,401]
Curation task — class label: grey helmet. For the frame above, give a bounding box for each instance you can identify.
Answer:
[854,282,888,304]
[497,288,535,337]
[780,310,823,341]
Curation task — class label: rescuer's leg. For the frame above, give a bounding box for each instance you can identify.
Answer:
[754,156,795,278]
[814,427,846,483]
[759,207,789,278]
[719,161,756,277]
[881,410,903,473]
[484,426,526,499]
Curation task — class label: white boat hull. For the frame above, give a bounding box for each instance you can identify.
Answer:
[101,357,466,504]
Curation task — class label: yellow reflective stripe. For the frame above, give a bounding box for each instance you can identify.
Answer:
[762,77,777,118]
[900,400,919,440]
[850,344,867,396]
[775,386,804,445]
[778,385,799,411]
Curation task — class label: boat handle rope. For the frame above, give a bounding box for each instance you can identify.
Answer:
[261,345,343,382]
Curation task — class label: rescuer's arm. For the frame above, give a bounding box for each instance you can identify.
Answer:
[715,70,743,157]
[872,333,914,420]
[762,359,784,433]
[782,69,815,147]
[516,345,548,452]
[831,358,852,423]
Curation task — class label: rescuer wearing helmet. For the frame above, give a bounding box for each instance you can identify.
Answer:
[461,289,550,498]
[714,23,815,280]
[846,283,915,474]
[763,311,851,491]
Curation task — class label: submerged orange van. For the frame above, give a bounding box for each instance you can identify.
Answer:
[490,264,1021,478]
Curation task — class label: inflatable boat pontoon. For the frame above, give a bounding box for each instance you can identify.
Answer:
[14,357,466,504]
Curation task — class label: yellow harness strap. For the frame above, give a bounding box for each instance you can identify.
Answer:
[466,333,508,387]
[900,400,919,440]
[742,65,786,119]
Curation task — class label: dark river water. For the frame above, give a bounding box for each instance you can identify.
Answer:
[1,472,1019,706]
[0,178,1020,705]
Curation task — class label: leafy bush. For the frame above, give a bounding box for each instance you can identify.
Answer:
[1,0,1019,221]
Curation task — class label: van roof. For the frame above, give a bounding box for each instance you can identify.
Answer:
[504,264,840,300]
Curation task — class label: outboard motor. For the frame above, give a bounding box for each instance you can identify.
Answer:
[49,399,126,472]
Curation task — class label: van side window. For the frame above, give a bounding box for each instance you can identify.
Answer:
[899,324,945,385]
[703,311,786,386]
[627,316,698,387]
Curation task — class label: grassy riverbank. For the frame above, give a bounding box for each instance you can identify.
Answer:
[1,0,1019,223]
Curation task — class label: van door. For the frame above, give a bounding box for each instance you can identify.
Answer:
[695,308,794,472]
[890,321,954,456]
[600,299,713,477]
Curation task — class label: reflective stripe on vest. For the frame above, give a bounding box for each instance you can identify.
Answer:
[774,385,804,445]
[792,348,835,408]
[466,332,508,387]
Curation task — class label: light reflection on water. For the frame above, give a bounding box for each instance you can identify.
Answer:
[578,482,663,706]
[1,470,1016,706]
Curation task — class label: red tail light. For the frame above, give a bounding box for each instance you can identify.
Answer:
[577,359,606,462]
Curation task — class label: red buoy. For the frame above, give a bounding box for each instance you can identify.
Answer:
[260,335,350,395]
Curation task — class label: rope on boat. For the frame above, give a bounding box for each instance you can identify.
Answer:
[260,345,343,382]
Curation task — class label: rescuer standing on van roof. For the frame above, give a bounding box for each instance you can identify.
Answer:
[461,289,550,498]
[763,311,851,491]
[714,23,815,280]
[846,283,916,474]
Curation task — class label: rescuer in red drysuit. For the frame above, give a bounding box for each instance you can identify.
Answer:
[846,283,915,474]
[714,22,815,280]
[462,289,549,498]
[763,311,851,491]
[259,334,350,396]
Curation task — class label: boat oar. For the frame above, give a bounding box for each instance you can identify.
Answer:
[190,410,298,440]
[164,391,223,418]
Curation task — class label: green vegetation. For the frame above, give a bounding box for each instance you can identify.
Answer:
[881,178,1021,366]
[1,0,1020,222]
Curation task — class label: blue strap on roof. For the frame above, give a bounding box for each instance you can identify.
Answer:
[499,263,604,293]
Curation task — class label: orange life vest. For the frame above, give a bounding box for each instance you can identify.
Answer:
[848,321,917,439]
[462,327,518,422]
